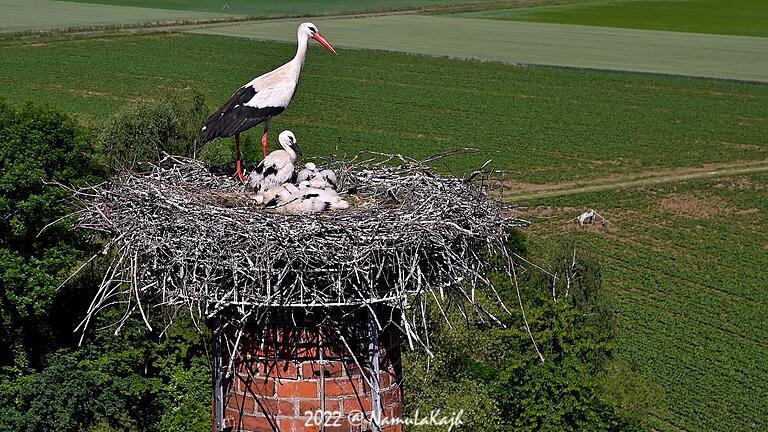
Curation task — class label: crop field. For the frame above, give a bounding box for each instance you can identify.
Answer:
[522,174,768,431]
[451,0,768,38]
[0,0,514,34]
[1,34,767,183]
[0,0,231,33]
[58,0,512,17]
[0,27,767,431]
[191,15,768,82]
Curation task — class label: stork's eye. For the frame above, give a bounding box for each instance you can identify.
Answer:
[309,26,317,33]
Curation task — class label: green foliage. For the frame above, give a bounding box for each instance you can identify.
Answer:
[0,99,105,372]
[96,90,207,169]
[404,235,644,431]
[0,352,133,431]
[0,100,211,431]
[154,356,212,432]
[0,309,212,432]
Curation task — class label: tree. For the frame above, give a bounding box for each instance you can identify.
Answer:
[403,232,645,431]
[0,99,212,432]
[0,99,105,373]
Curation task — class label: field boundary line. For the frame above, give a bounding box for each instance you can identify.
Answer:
[507,161,768,201]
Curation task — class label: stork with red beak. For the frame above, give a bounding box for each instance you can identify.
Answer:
[200,22,336,181]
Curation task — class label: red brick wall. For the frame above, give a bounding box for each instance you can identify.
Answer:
[218,310,403,432]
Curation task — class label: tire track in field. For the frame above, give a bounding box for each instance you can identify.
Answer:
[506,160,768,202]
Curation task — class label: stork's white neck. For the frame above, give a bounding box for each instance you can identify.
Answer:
[292,30,309,70]
[281,141,298,160]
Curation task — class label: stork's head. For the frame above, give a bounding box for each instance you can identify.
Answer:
[278,130,302,159]
[299,22,336,55]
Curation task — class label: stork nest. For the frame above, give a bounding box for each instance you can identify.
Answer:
[69,151,531,353]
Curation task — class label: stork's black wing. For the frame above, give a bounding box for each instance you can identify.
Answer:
[200,85,284,143]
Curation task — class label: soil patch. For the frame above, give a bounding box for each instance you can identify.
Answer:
[660,193,732,218]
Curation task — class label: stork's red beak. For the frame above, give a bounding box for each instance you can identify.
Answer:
[312,32,336,55]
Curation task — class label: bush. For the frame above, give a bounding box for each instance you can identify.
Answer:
[97,91,207,169]
[403,233,645,431]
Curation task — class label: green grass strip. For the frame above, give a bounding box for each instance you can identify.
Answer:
[190,15,768,82]
[450,0,768,38]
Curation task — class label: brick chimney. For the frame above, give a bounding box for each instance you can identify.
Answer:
[213,308,403,432]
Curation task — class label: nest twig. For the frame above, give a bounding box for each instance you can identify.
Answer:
[68,152,540,360]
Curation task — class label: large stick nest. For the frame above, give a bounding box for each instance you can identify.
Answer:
[70,152,530,352]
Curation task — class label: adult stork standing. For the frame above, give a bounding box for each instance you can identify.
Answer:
[200,22,336,181]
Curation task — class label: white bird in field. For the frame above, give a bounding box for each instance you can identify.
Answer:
[248,130,302,193]
[200,22,336,181]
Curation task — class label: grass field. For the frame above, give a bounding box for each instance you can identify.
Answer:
[1,34,767,184]
[523,174,768,431]
[191,16,768,82]
[0,29,767,431]
[0,0,232,33]
[1,0,512,34]
[58,0,512,17]
[451,0,768,37]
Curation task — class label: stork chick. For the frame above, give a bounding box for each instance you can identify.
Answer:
[309,168,338,190]
[267,184,349,214]
[256,183,299,205]
[296,164,338,190]
[248,130,302,193]
[296,162,318,183]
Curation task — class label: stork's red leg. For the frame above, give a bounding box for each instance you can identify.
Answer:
[234,134,245,183]
[260,130,269,158]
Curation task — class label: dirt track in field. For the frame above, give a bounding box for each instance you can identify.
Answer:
[505,160,768,202]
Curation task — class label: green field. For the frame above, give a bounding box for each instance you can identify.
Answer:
[1,23,767,431]
[1,34,767,184]
[59,0,511,16]
[0,0,231,33]
[451,0,768,37]
[523,174,768,431]
[191,16,768,82]
[1,0,511,34]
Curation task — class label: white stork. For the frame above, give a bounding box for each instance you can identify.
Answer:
[248,130,301,192]
[200,22,336,181]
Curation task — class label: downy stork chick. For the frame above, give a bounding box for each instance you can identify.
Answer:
[269,187,349,214]
[256,183,299,205]
[308,169,338,190]
[296,162,318,183]
[248,131,301,193]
